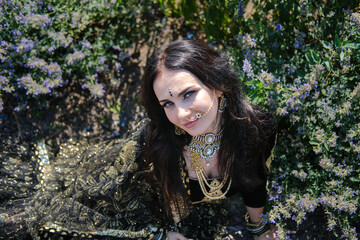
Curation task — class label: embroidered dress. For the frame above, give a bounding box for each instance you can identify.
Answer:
[1,120,166,239]
[0,119,275,240]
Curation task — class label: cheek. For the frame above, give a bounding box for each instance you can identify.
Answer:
[164,109,177,125]
[197,92,214,110]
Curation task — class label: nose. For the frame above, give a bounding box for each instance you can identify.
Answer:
[177,105,192,121]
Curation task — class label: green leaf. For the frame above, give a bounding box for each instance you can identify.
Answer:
[340,51,345,61]
[349,177,360,182]
[309,140,320,146]
[321,89,327,96]
[343,42,360,49]
[311,50,321,63]
[305,53,315,65]
[164,8,172,17]
[323,143,329,151]
[334,35,341,48]
[324,61,332,70]
[322,41,332,49]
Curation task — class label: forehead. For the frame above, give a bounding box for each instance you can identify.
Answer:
[153,67,204,97]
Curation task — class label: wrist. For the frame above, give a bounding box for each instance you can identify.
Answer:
[244,212,271,236]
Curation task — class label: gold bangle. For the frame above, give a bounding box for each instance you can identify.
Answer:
[245,212,270,235]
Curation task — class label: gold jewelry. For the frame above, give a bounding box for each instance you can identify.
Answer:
[187,130,223,164]
[218,96,227,112]
[174,125,186,135]
[185,90,216,121]
[186,130,232,201]
[245,212,271,236]
[185,106,202,121]
[189,150,232,201]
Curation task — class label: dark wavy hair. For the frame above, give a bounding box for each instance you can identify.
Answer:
[141,39,276,213]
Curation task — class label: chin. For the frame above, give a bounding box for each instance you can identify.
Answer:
[186,127,210,137]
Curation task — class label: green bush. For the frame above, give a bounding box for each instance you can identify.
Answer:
[0,0,164,113]
[225,0,360,238]
[2,0,360,238]
[162,0,360,238]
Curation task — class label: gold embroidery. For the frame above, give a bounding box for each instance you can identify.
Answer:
[265,135,277,172]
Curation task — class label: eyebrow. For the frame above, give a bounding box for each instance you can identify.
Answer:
[159,86,193,103]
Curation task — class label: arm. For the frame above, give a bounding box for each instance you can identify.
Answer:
[245,206,277,240]
[245,205,264,223]
[167,231,189,240]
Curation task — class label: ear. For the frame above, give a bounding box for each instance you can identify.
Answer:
[215,90,223,98]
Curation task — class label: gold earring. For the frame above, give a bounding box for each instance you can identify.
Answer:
[175,125,186,135]
[218,96,227,112]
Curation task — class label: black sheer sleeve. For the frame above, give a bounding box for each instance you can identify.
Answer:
[240,180,267,208]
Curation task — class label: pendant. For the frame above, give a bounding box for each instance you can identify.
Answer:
[203,145,214,157]
[205,133,215,144]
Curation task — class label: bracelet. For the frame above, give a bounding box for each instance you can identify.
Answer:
[244,212,271,236]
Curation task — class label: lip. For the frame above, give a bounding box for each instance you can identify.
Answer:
[183,118,199,128]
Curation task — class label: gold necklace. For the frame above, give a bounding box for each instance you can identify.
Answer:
[186,131,232,201]
[187,130,223,166]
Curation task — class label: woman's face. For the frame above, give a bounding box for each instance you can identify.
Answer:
[153,66,223,136]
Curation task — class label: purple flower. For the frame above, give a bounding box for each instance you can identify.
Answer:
[242,59,252,74]
[237,0,245,17]
[66,50,85,65]
[80,40,92,49]
[276,24,283,30]
[16,38,34,52]
[99,56,106,64]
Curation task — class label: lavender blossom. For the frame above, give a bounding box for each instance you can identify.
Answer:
[242,59,252,74]
[259,69,277,87]
[0,75,14,93]
[16,38,34,52]
[66,50,85,65]
[237,0,245,17]
[20,13,51,28]
[82,82,105,98]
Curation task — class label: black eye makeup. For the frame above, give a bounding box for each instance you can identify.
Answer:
[161,101,173,108]
[184,91,195,99]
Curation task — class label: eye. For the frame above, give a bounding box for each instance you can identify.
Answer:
[161,101,173,108]
[184,91,195,99]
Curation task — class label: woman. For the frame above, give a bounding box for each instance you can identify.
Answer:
[142,39,277,239]
[0,39,277,240]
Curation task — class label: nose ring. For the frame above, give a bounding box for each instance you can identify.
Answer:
[185,106,202,121]
[184,89,216,121]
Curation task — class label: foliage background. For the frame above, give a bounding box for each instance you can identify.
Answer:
[1,0,360,239]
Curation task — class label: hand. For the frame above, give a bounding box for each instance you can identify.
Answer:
[253,224,278,240]
[167,231,189,240]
